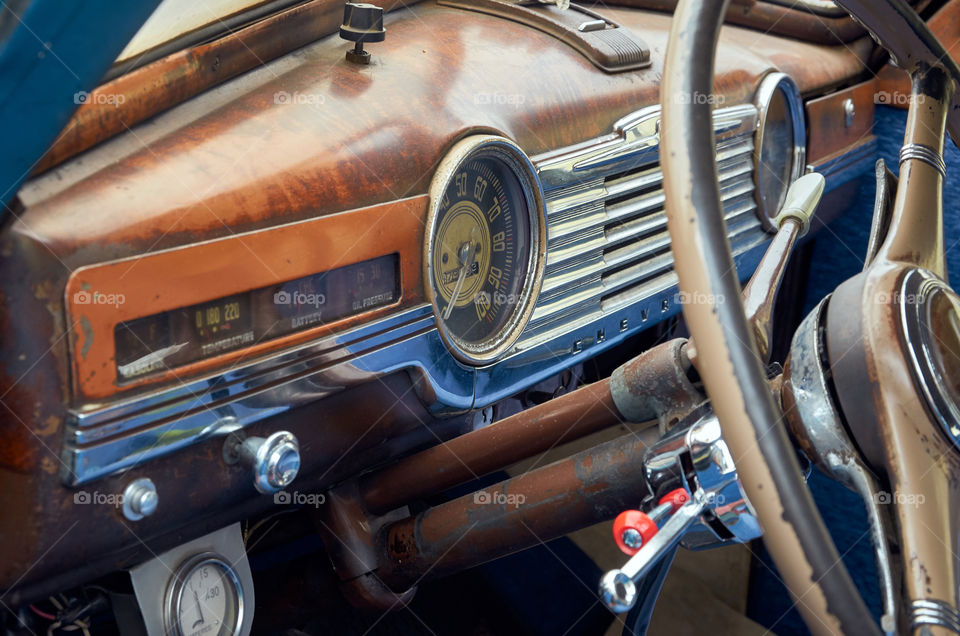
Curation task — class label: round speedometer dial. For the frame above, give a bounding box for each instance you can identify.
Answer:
[425,136,545,364]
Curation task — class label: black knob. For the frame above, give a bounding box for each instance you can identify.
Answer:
[340,2,385,64]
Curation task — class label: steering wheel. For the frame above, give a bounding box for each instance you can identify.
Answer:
[662,1,960,635]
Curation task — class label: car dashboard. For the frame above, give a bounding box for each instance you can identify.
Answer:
[0,0,879,612]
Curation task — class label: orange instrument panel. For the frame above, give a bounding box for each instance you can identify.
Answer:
[65,196,428,400]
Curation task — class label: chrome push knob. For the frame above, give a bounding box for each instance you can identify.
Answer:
[227,431,301,494]
[122,477,158,521]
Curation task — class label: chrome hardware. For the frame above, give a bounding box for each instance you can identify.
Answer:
[910,599,960,634]
[899,269,960,450]
[600,492,704,612]
[787,299,897,634]
[753,73,807,229]
[900,142,946,177]
[741,173,824,361]
[226,431,301,494]
[527,102,767,350]
[122,478,158,521]
[843,97,855,128]
[599,410,763,613]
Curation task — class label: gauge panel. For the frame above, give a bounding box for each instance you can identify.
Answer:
[425,136,545,365]
[114,254,399,381]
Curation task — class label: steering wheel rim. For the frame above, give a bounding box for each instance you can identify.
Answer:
[660,1,880,633]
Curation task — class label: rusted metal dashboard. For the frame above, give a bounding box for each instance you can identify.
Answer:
[0,1,876,603]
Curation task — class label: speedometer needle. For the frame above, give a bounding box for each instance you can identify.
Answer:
[443,239,478,320]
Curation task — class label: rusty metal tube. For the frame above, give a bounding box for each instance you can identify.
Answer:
[359,379,625,514]
[376,432,651,591]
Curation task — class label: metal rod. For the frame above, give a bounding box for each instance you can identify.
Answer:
[359,379,626,514]
[376,431,652,591]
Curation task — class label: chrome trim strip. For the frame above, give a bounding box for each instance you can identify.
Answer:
[910,599,960,634]
[899,269,960,449]
[754,73,807,229]
[900,142,946,177]
[63,304,475,485]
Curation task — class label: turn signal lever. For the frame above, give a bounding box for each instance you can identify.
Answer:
[599,411,765,613]
[600,487,709,612]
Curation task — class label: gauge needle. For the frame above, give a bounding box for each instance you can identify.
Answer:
[192,590,205,628]
[443,237,478,321]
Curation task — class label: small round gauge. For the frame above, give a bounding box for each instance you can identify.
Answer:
[165,554,243,636]
[754,73,806,229]
[425,136,545,364]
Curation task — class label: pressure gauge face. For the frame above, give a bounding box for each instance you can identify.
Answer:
[166,554,243,636]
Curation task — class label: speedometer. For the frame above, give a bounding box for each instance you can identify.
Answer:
[425,136,545,364]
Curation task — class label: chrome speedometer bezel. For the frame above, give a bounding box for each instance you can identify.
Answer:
[424,135,546,366]
[753,72,807,230]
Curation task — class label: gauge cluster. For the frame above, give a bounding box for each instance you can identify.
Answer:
[424,136,546,365]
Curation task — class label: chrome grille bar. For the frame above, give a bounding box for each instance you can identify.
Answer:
[522,102,766,347]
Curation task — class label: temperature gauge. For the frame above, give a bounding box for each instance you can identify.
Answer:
[165,554,243,636]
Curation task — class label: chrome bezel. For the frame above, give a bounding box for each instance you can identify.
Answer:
[899,268,960,449]
[753,72,806,230]
[164,553,244,636]
[424,135,546,365]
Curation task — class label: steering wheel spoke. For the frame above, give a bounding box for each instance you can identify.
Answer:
[873,66,952,280]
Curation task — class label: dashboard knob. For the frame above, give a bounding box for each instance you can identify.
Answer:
[122,477,158,521]
[339,2,385,64]
[234,431,301,494]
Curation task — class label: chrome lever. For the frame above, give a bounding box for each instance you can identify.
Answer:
[741,172,824,362]
[598,411,765,614]
[599,492,705,612]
